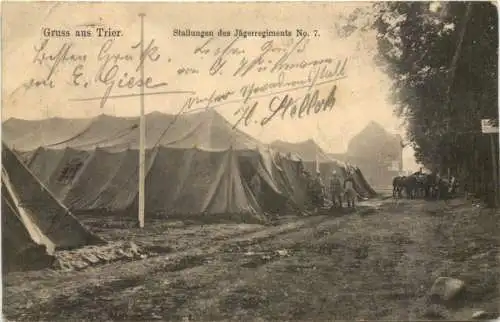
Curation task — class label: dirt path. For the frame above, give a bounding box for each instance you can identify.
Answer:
[3,197,499,321]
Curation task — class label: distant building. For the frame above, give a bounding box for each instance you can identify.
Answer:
[329,122,403,188]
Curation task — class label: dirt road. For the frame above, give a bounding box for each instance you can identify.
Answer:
[3,196,499,321]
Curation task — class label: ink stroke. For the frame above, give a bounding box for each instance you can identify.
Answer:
[183,35,349,127]
[16,36,172,109]
[13,25,349,125]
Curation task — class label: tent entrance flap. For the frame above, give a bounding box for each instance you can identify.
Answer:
[2,143,105,252]
[2,171,55,254]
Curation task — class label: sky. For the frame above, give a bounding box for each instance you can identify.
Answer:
[1,2,420,170]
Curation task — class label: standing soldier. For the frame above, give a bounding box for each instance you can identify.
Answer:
[311,170,325,212]
[303,170,314,210]
[344,174,357,208]
[297,160,305,177]
[330,170,343,208]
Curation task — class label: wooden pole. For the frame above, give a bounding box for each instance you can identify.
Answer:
[489,134,498,207]
[138,13,146,228]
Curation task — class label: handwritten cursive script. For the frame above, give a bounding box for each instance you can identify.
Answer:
[66,38,169,108]
[33,39,88,81]
[14,20,351,130]
[90,39,167,108]
[261,85,337,125]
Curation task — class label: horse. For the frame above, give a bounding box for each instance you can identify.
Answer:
[395,172,460,201]
[407,173,437,199]
[404,175,419,199]
[413,173,432,198]
[423,173,442,199]
[422,173,459,200]
[394,174,436,200]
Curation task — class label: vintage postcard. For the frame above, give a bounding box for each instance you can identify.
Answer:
[1,1,499,321]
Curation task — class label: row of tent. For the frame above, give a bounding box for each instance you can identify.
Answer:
[13,143,375,221]
[2,110,376,271]
[3,110,376,222]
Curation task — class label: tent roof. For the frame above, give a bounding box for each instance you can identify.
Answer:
[270,139,336,163]
[3,110,264,152]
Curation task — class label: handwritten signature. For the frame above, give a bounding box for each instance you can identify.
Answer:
[89,39,168,108]
[19,38,170,109]
[233,85,338,128]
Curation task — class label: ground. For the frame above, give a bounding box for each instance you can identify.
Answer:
[3,193,499,321]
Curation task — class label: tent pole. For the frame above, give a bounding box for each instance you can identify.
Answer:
[138,13,146,228]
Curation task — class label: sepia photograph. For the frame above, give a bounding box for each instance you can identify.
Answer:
[1,1,499,321]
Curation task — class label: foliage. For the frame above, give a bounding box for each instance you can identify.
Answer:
[372,2,498,199]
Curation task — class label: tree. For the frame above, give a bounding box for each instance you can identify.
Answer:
[373,2,498,202]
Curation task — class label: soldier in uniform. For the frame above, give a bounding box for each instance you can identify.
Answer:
[311,171,325,212]
[330,170,343,208]
[344,174,357,208]
[302,170,314,210]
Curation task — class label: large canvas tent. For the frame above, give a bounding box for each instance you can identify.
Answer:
[3,111,375,221]
[271,139,377,197]
[2,144,104,272]
[3,111,310,221]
